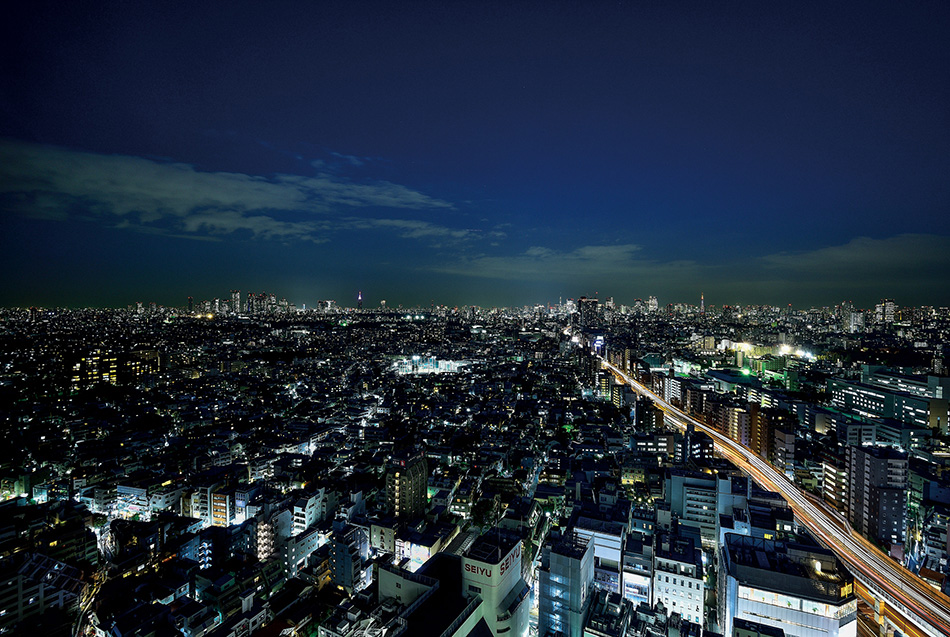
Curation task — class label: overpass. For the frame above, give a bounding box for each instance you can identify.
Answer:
[603,360,950,637]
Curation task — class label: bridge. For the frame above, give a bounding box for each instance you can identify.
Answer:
[603,360,950,637]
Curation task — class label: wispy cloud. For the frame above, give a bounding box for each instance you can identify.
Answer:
[0,139,455,243]
[434,243,700,281]
[343,218,475,240]
[762,234,950,275]
[330,151,367,167]
[757,234,950,299]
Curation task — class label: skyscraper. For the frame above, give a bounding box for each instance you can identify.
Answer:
[875,298,896,325]
[578,296,599,329]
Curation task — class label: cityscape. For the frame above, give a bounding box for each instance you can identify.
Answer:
[3,2,950,637]
[1,292,949,637]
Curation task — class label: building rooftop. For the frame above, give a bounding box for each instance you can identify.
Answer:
[723,534,854,603]
[466,529,520,565]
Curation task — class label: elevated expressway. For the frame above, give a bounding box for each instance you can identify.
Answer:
[603,360,950,637]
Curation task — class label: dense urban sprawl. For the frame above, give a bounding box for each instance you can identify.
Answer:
[1,295,949,637]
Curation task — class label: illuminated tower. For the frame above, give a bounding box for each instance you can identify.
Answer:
[357,290,362,310]
[700,292,705,317]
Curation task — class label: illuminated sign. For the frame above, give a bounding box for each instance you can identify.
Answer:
[463,542,522,582]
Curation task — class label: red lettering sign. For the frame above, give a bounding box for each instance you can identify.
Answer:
[465,563,492,577]
[499,544,521,577]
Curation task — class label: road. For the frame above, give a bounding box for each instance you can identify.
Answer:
[603,361,950,637]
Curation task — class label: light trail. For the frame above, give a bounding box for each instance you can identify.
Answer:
[603,361,950,637]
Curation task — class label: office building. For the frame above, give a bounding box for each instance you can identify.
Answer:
[827,377,948,433]
[578,297,600,329]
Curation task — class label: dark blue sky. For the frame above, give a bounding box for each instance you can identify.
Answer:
[2,1,948,309]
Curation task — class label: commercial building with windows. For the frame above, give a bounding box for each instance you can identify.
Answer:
[538,532,594,637]
[719,535,857,637]
[860,366,950,400]
[652,525,704,629]
[462,531,531,637]
[621,532,652,606]
[375,528,530,637]
[827,377,948,433]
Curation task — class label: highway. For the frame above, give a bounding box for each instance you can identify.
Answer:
[603,360,950,637]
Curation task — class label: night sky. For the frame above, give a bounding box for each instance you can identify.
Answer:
[2,1,949,309]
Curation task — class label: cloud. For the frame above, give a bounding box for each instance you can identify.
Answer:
[760,234,950,296]
[177,210,331,243]
[433,243,699,282]
[345,218,475,240]
[330,151,366,167]
[0,139,454,243]
[742,234,950,304]
[762,234,950,275]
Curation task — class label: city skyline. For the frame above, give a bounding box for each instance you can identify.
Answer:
[2,2,949,309]
[6,287,934,314]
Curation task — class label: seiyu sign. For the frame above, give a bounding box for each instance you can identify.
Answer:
[463,542,522,585]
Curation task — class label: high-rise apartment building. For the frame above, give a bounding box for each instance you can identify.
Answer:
[847,445,907,547]
[71,349,118,390]
[386,449,428,520]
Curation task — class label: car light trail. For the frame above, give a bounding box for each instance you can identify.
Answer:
[603,360,950,637]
